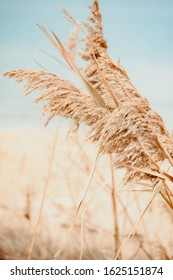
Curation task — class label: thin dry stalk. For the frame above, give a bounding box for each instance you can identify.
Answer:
[40,48,70,69]
[113,181,162,259]
[79,215,85,260]
[132,191,153,259]
[160,181,173,209]
[24,189,32,221]
[27,127,59,260]
[68,151,153,259]
[109,154,122,259]
[54,151,100,259]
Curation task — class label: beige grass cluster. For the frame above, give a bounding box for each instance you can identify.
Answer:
[4,1,173,204]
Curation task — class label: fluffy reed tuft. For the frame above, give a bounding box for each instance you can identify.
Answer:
[3,1,173,195]
[81,0,108,61]
[66,26,79,62]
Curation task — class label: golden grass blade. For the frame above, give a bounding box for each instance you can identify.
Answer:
[62,8,119,108]
[113,181,162,260]
[118,164,173,183]
[156,136,173,168]
[90,50,119,108]
[38,24,107,109]
[132,191,153,258]
[54,151,100,259]
[159,190,173,210]
[51,29,107,109]
[161,181,173,209]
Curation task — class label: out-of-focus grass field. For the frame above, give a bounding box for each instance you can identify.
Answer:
[0,128,173,260]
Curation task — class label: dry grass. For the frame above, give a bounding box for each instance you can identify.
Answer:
[2,0,173,259]
[0,130,173,260]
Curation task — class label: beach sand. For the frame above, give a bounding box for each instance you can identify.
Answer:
[0,128,172,259]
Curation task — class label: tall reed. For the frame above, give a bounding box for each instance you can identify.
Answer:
[4,1,173,209]
[3,1,173,260]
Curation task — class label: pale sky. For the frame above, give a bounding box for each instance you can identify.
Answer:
[0,0,173,129]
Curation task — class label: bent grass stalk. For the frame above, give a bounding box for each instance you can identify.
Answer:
[54,151,100,259]
[113,181,162,259]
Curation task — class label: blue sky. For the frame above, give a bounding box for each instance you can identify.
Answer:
[0,0,173,129]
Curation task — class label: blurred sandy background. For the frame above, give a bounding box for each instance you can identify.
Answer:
[0,127,173,260]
